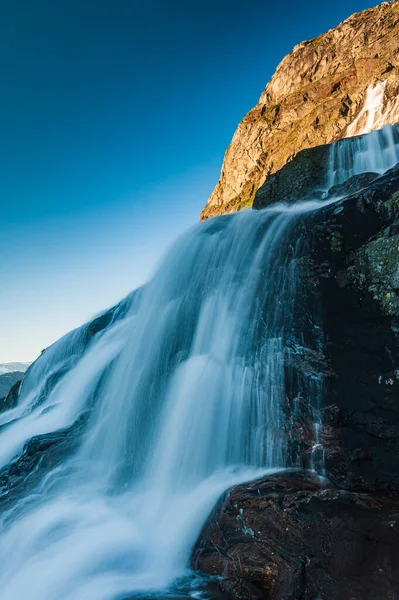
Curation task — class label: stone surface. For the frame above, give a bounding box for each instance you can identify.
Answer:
[193,471,399,600]
[310,165,399,492]
[252,144,330,208]
[201,0,399,220]
[326,171,379,198]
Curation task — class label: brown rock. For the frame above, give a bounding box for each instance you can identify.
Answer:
[193,470,399,600]
[201,0,399,220]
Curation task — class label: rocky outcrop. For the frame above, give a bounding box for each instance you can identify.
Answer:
[311,164,399,493]
[0,372,24,402]
[194,156,399,598]
[252,143,331,207]
[201,0,399,220]
[193,471,399,600]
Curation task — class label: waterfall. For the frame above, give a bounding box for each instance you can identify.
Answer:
[345,81,399,138]
[346,81,388,138]
[0,201,326,600]
[327,124,399,190]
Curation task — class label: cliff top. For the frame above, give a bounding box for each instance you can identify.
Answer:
[201,0,399,220]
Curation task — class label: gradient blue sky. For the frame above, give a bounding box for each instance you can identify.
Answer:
[1,0,376,362]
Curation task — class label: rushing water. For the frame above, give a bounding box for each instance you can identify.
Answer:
[0,200,328,600]
[1,125,398,599]
[345,81,399,138]
[327,124,399,189]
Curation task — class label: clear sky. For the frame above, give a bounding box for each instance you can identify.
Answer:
[0,0,376,362]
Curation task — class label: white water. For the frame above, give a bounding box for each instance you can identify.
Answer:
[346,81,388,138]
[328,124,399,190]
[0,203,325,600]
[1,121,397,598]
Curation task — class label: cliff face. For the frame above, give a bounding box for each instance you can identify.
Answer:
[200,0,399,220]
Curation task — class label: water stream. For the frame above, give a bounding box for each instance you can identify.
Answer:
[0,126,398,599]
[0,202,327,600]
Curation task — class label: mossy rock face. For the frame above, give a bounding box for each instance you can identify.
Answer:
[305,163,399,492]
[350,231,399,315]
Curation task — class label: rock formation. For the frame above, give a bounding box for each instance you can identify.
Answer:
[200,0,399,220]
[0,372,24,401]
[193,470,399,600]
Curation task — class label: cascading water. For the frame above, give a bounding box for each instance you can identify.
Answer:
[0,201,326,600]
[327,124,399,190]
[1,124,397,599]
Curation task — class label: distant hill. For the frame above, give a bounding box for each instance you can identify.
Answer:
[0,362,31,375]
[0,371,25,399]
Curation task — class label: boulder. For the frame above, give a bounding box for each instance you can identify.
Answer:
[193,470,399,600]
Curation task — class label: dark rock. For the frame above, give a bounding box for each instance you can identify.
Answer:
[0,414,88,507]
[327,171,378,198]
[308,164,399,491]
[193,470,399,600]
[253,144,330,209]
[0,377,23,413]
[0,373,24,403]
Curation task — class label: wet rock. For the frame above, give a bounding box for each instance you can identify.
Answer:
[308,164,399,491]
[326,172,378,199]
[0,416,87,506]
[193,470,399,600]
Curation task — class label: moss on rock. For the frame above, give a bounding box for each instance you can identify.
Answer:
[350,231,399,315]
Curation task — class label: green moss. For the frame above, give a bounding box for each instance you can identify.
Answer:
[349,232,399,315]
[384,190,399,211]
[236,197,253,212]
[330,231,344,252]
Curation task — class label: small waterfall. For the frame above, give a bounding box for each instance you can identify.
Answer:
[346,81,388,138]
[345,81,399,138]
[0,201,326,600]
[327,124,399,190]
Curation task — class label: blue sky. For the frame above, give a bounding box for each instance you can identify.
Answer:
[0,0,375,362]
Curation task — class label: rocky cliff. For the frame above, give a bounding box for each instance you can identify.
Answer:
[200,0,399,220]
